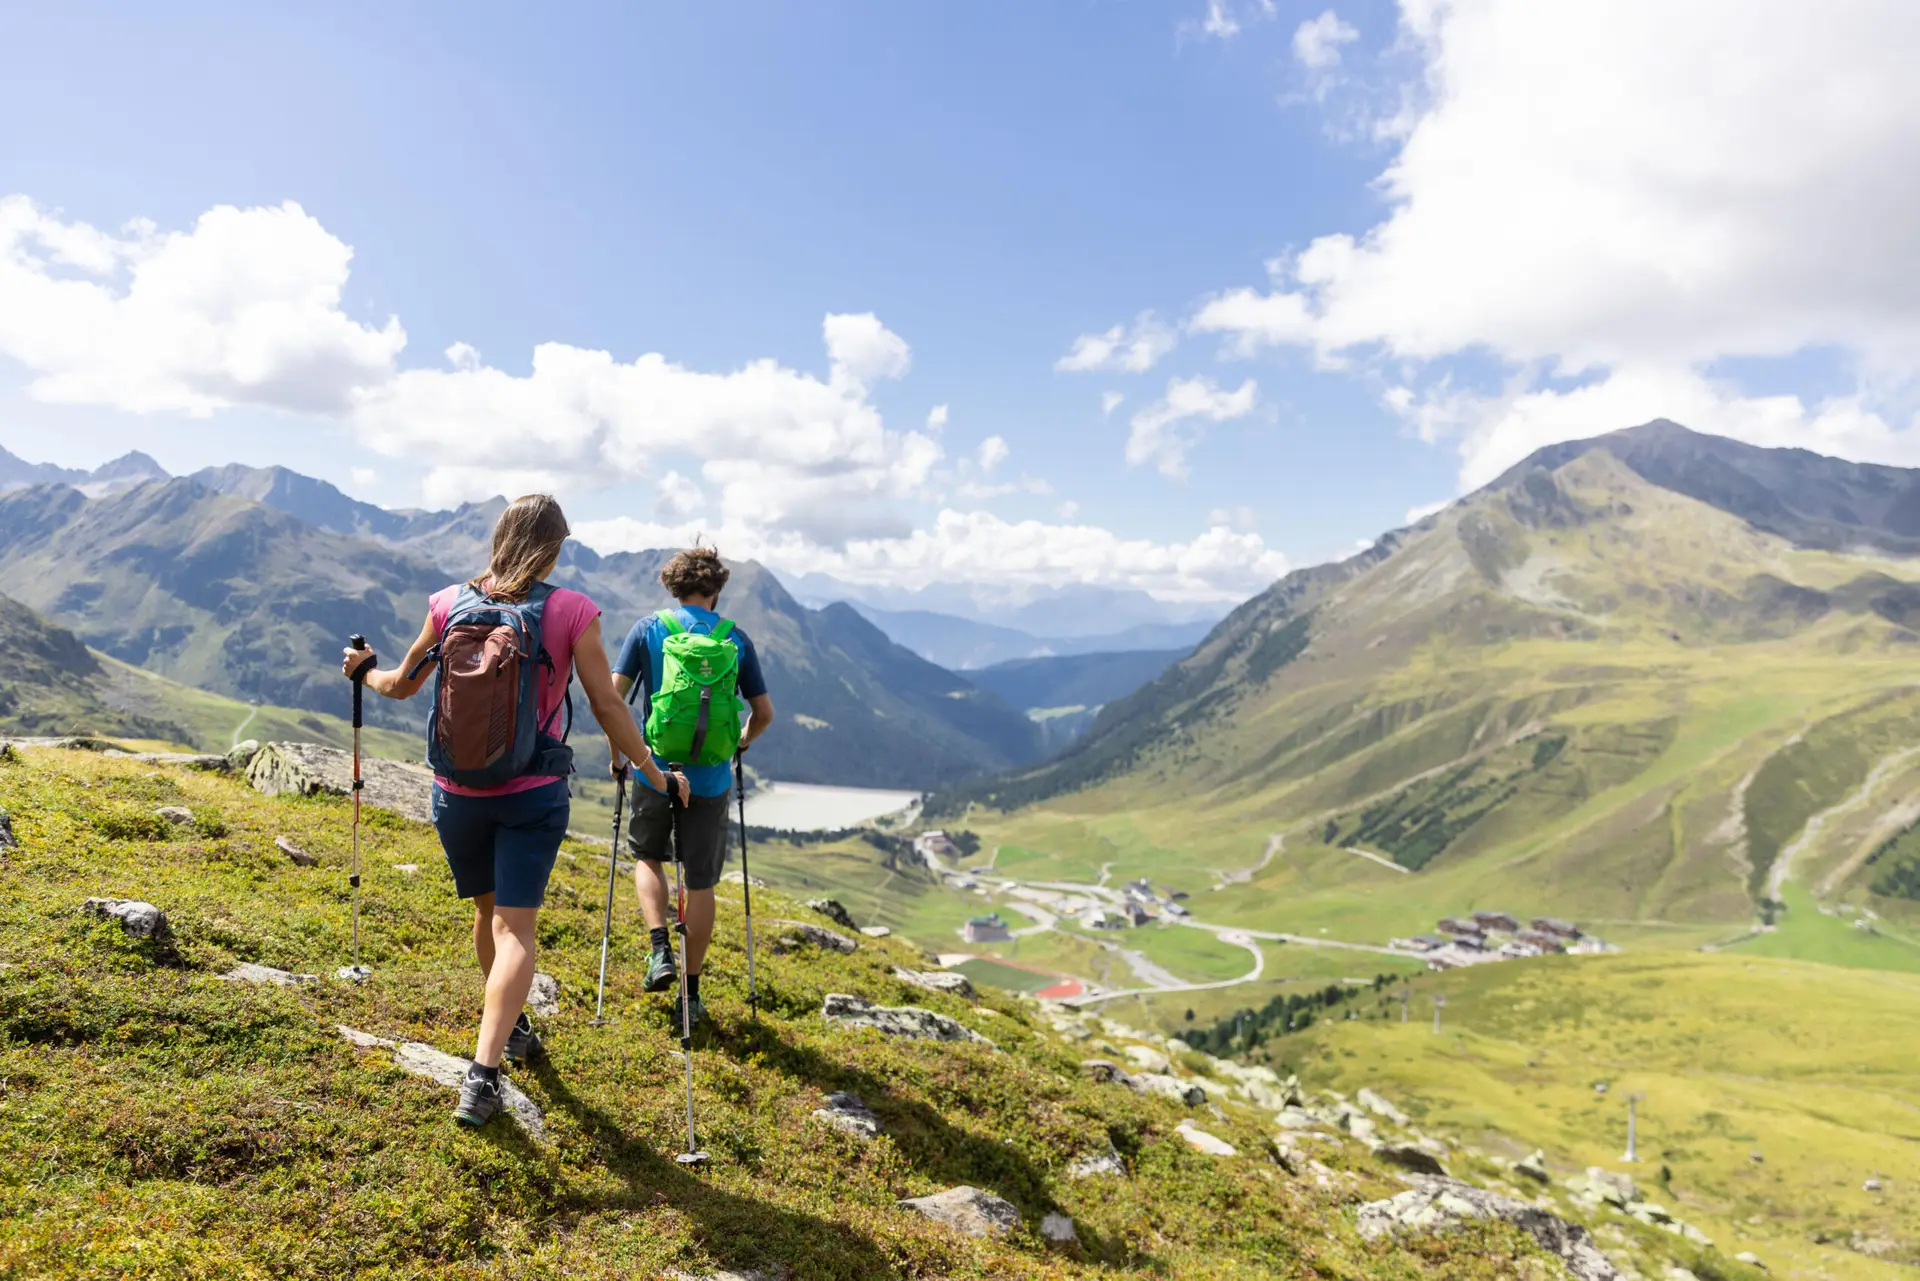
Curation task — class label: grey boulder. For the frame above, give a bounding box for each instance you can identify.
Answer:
[219,963,319,986]
[154,806,193,825]
[1067,1143,1126,1179]
[1357,1177,1620,1281]
[0,808,14,850]
[248,742,434,823]
[83,897,171,941]
[226,739,262,770]
[1138,1073,1206,1106]
[898,1186,1020,1238]
[276,836,318,867]
[528,972,561,1017]
[821,993,992,1046]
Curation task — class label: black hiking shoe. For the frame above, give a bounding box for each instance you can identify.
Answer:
[453,1069,505,1129]
[504,1011,541,1063]
[643,945,678,993]
[675,991,709,1032]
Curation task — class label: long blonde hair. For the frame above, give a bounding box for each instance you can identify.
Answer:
[473,494,570,602]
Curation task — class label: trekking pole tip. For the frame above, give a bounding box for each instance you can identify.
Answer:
[675,1150,711,1167]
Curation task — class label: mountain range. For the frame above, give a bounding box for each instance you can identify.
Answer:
[0,462,1050,788]
[849,603,1214,669]
[935,420,1920,949]
[785,571,1226,636]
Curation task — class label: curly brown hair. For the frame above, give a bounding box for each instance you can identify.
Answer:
[660,545,731,601]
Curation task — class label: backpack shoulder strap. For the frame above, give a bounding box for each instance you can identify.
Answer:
[710,618,735,642]
[659,611,686,637]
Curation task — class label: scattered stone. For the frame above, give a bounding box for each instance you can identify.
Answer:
[813,1092,882,1139]
[1176,1121,1237,1156]
[82,897,171,941]
[1358,1087,1411,1126]
[154,806,193,825]
[1344,1113,1380,1143]
[821,993,992,1045]
[1067,1142,1125,1179]
[1864,1177,1882,1192]
[1673,1222,1712,1247]
[1576,1166,1640,1207]
[666,1269,789,1281]
[276,836,317,867]
[226,739,262,770]
[0,744,17,764]
[1122,1045,1172,1074]
[1357,1177,1621,1281]
[770,921,858,955]
[1138,1073,1206,1107]
[1166,1037,1193,1054]
[806,898,858,931]
[219,963,319,986]
[392,863,420,875]
[528,972,561,1017]
[0,808,14,850]
[1080,1059,1139,1090]
[108,752,229,770]
[247,742,435,823]
[1734,1252,1764,1269]
[1276,1106,1322,1131]
[1626,1200,1673,1226]
[893,967,975,1000]
[1040,1212,1077,1243]
[1374,1142,1449,1177]
[859,925,892,938]
[1665,1269,1699,1281]
[720,870,767,887]
[1514,1150,1550,1183]
[897,1186,1019,1238]
[338,1025,545,1139]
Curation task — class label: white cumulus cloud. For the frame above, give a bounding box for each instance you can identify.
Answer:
[977,435,1010,474]
[1101,391,1124,416]
[1056,311,1179,374]
[1192,0,1920,488]
[1127,376,1259,479]
[0,196,403,416]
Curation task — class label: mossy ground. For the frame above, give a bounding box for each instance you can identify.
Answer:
[1,748,1578,1280]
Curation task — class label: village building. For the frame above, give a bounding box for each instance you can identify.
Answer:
[1123,901,1155,927]
[1437,917,1478,936]
[1082,908,1129,930]
[1472,910,1521,933]
[1515,928,1565,953]
[1531,916,1581,939]
[962,913,1013,943]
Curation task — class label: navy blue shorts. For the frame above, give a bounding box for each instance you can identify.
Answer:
[431,780,570,909]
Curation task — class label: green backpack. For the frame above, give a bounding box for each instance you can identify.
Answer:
[644,613,745,766]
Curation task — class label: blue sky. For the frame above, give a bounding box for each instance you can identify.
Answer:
[3,1,1916,602]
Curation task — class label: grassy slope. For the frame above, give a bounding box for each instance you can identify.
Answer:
[956,453,1920,964]
[1284,953,1920,1279]
[0,746,1605,1281]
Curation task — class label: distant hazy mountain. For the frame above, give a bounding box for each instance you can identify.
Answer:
[932,420,1920,935]
[966,648,1191,713]
[0,445,168,498]
[0,474,1040,788]
[785,571,1229,635]
[851,603,1217,669]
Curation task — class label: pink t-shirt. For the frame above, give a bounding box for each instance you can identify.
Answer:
[427,583,600,797]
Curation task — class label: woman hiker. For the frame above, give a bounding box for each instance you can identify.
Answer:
[342,494,687,1128]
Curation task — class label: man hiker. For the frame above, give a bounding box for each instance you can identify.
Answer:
[613,546,774,1028]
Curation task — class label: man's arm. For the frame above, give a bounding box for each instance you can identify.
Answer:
[736,630,773,749]
[743,693,775,748]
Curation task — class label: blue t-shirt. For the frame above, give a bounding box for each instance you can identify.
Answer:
[615,605,767,797]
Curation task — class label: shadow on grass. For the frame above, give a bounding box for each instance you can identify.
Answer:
[524,1050,903,1280]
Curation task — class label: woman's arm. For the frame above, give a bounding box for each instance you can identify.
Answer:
[340,612,439,700]
[575,617,687,801]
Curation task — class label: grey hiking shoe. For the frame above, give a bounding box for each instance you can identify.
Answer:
[675,991,709,1031]
[643,946,678,993]
[504,1011,541,1063]
[453,1069,505,1129]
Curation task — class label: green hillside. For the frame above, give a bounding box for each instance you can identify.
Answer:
[1285,953,1920,1277]
[0,744,1746,1280]
[0,591,417,759]
[935,426,1920,955]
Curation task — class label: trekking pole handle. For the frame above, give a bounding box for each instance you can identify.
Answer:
[347,635,375,728]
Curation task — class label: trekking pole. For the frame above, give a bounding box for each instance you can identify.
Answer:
[343,635,377,981]
[589,765,628,1026]
[668,779,710,1167]
[735,750,757,1018]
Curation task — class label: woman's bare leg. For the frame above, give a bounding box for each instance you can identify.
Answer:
[474,906,538,1068]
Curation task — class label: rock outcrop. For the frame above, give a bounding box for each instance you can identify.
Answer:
[528,972,561,1017]
[769,922,858,955]
[805,898,858,931]
[275,836,317,867]
[1138,1073,1206,1106]
[0,809,14,850]
[219,963,319,986]
[154,806,193,825]
[897,1186,1020,1238]
[1357,1177,1620,1281]
[1176,1121,1237,1156]
[1373,1142,1449,1177]
[821,994,992,1046]
[1067,1142,1126,1179]
[812,1092,881,1139]
[82,897,170,941]
[892,967,976,1000]
[1040,1212,1077,1243]
[338,1026,546,1140]
[247,742,434,823]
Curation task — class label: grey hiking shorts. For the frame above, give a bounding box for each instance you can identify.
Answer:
[626,784,730,891]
